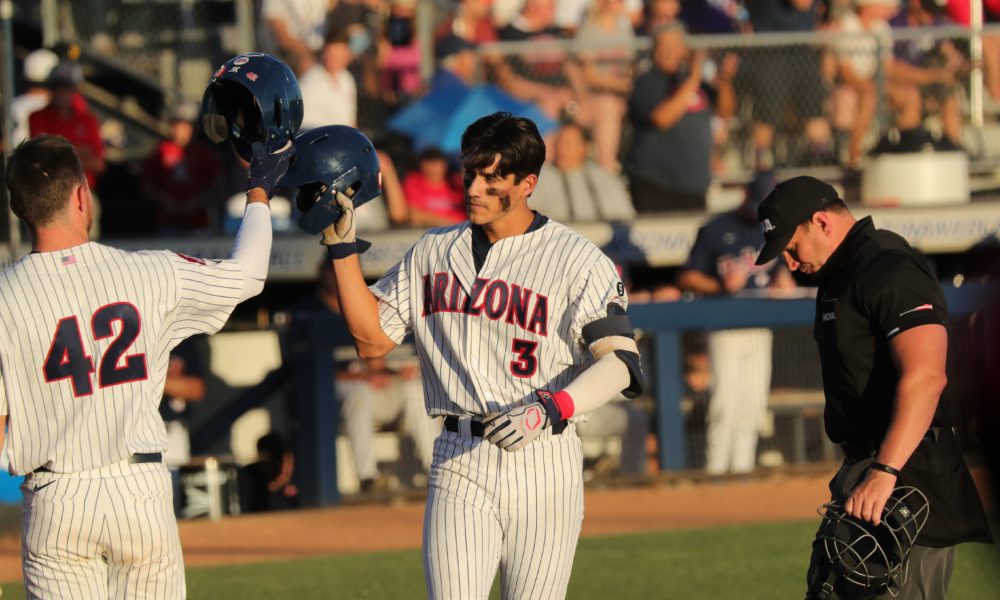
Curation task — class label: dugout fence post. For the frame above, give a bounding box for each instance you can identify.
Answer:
[653,330,687,471]
[290,315,342,507]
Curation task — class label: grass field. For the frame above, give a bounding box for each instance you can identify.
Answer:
[1,519,997,599]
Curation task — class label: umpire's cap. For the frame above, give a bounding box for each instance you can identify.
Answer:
[281,125,382,235]
[201,52,303,162]
[754,176,841,265]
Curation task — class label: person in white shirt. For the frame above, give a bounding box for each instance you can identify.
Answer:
[11,48,59,147]
[299,28,359,130]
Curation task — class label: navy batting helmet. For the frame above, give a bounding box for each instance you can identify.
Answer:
[281,125,382,235]
[201,52,303,161]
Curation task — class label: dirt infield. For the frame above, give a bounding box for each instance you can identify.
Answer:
[0,472,837,582]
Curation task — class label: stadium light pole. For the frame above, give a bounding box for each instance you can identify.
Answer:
[971,0,984,129]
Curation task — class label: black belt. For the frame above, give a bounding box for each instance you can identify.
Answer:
[839,427,947,462]
[32,452,162,474]
[443,416,485,437]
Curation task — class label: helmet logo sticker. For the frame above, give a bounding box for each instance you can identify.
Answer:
[246,72,258,82]
[233,56,250,65]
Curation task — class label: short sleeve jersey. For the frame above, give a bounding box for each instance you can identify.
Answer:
[370,219,626,417]
[683,210,780,291]
[813,217,948,442]
[0,242,244,474]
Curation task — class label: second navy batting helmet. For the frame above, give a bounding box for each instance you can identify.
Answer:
[812,486,929,599]
[280,125,382,235]
[201,52,303,161]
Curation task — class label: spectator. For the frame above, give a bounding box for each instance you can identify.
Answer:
[238,433,300,512]
[140,101,222,234]
[29,59,106,238]
[624,23,736,213]
[378,0,424,109]
[743,0,832,169]
[300,29,358,130]
[325,0,385,132]
[531,122,635,221]
[284,260,439,494]
[831,0,900,167]
[432,35,480,91]
[160,337,208,517]
[402,147,466,226]
[259,0,331,76]
[635,0,681,36]
[496,0,584,120]
[558,0,645,31]
[11,48,58,147]
[435,0,499,44]
[29,59,105,199]
[885,0,966,148]
[675,172,796,475]
[575,0,636,171]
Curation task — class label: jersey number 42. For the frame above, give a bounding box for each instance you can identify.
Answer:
[42,303,148,397]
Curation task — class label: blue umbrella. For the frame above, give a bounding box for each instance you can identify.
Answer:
[388,84,557,152]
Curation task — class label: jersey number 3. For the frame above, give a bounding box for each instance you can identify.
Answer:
[43,303,148,396]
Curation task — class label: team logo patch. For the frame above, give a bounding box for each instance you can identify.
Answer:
[525,406,543,431]
[246,71,258,82]
[822,312,836,322]
[616,282,625,297]
[762,218,776,233]
[228,66,241,73]
[175,252,206,266]
[233,56,250,66]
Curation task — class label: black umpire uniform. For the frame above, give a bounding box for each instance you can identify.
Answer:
[754,177,992,599]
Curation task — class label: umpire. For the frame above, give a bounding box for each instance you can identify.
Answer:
[753,176,993,599]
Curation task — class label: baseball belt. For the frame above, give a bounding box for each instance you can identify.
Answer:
[32,452,163,474]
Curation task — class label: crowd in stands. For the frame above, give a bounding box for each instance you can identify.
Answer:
[13,0,988,244]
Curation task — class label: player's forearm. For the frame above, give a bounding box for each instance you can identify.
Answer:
[331,256,397,358]
[163,375,206,402]
[876,369,945,470]
[231,201,272,301]
[676,269,722,296]
[559,353,631,417]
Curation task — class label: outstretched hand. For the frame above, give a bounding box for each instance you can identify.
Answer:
[247,131,295,197]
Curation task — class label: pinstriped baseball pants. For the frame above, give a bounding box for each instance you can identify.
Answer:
[423,425,584,600]
[21,460,185,599]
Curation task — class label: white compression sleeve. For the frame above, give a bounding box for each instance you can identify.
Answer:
[560,353,631,417]
[231,202,272,301]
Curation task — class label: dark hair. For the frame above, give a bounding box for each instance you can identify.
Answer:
[418,146,448,162]
[460,112,545,183]
[6,135,85,228]
[324,27,351,47]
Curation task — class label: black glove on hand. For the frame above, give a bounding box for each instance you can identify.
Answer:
[247,132,294,197]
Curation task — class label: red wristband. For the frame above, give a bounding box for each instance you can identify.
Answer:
[552,390,575,420]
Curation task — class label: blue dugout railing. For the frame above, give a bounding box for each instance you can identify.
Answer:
[202,283,991,507]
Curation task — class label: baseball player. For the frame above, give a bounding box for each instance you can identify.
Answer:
[0,133,292,598]
[309,113,644,599]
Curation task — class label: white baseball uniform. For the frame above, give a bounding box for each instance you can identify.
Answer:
[0,241,255,599]
[371,215,627,599]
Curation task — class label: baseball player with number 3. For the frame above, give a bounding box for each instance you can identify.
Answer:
[309,112,644,599]
[0,127,291,598]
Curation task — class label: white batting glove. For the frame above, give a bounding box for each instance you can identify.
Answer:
[482,401,550,452]
[321,191,357,246]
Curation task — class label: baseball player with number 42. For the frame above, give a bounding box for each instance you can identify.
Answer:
[297,112,644,599]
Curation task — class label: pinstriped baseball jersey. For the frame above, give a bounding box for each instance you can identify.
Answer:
[0,242,244,475]
[371,219,626,417]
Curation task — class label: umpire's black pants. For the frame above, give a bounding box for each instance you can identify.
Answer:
[805,458,956,599]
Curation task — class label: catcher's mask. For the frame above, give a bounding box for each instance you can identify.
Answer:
[201,52,303,162]
[815,486,929,598]
[280,125,382,236]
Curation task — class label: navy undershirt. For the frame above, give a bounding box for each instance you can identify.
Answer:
[470,211,548,273]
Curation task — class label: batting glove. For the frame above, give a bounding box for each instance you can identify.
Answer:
[482,390,570,452]
[247,131,294,197]
[321,190,369,259]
